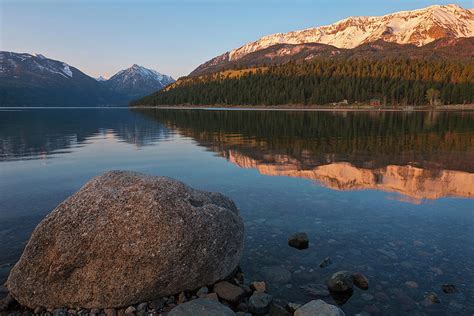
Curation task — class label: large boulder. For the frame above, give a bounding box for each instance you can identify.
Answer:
[7,171,244,309]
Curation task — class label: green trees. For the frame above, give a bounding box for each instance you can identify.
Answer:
[426,88,441,106]
[131,58,474,107]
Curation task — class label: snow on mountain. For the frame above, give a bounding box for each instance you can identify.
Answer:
[105,64,175,100]
[0,52,74,78]
[96,76,107,82]
[225,4,473,61]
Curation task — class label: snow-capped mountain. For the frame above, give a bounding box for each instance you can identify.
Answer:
[0,52,75,79]
[0,51,124,107]
[96,76,107,82]
[104,64,175,100]
[191,4,473,75]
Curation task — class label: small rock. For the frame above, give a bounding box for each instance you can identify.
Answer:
[196,287,209,298]
[168,298,235,315]
[90,309,100,315]
[206,293,219,301]
[405,281,419,289]
[167,296,176,304]
[288,232,309,249]
[269,302,291,316]
[422,292,440,306]
[150,298,166,310]
[250,281,267,292]
[105,309,117,316]
[319,257,332,268]
[442,284,457,293]
[178,292,187,304]
[124,306,136,315]
[248,292,273,314]
[294,300,345,316]
[286,302,302,313]
[214,281,245,303]
[327,271,354,293]
[34,307,45,314]
[137,302,147,311]
[236,313,251,316]
[352,273,369,290]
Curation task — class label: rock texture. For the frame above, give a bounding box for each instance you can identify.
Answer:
[288,232,309,249]
[294,299,345,316]
[6,171,244,309]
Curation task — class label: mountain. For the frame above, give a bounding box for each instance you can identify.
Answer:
[103,64,174,101]
[0,52,125,107]
[191,37,474,76]
[96,76,107,82]
[191,4,474,76]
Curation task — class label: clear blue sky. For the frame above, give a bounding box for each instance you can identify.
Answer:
[1,0,472,79]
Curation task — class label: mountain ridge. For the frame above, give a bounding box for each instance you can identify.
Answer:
[191,4,474,76]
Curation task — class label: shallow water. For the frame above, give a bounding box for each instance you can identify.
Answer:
[1,108,473,315]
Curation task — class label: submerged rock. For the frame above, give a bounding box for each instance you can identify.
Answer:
[319,257,332,268]
[352,273,369,290]
[442,284,458,293]
[248,292,273,314]
[168,298,236,316]
[294,300,345,316]
[328,271,354,293]
[288,232,309,249]
[7,171,244,309]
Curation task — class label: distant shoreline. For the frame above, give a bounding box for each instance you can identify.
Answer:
[2,104,474,112]
[131,104,474,112]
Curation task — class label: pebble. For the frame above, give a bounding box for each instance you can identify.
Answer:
[149,298,166,310]
[124,306,136,315]
[288,232,309,249]
[248,292,273,314]
[196,286,209,298]
[104,309,117,316]
[442,284,458,293]
[319,257,332,268]
[177,292,187,304]
[352,273,369,290]
[422,292,440,306]
[327,271,354,293]
[136,302,147,311]
[206,292,219,301]
[250,281,266,292]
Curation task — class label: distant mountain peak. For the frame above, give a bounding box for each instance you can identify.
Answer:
[96,75,107,82]
[105,64,175,100]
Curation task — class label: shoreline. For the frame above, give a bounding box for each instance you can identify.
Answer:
[131,104,474,112]
[1,104,474,112]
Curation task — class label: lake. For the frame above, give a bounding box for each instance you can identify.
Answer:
[1,108,473,315]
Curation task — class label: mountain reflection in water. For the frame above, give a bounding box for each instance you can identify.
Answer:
[135,109,474,203]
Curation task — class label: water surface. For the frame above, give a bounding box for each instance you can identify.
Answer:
[1,108,473,315]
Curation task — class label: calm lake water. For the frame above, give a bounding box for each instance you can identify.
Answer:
[1,108,473,315]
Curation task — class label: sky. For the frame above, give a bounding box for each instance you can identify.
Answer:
[1,0,472,79]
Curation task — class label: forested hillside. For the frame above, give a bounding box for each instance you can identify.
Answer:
[132,58,474,107]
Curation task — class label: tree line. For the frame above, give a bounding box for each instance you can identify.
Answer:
[132,58,474,106]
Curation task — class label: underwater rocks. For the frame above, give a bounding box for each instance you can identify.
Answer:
[294,299,345,316]
[288,232,309,250]
[6,171,244,309]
